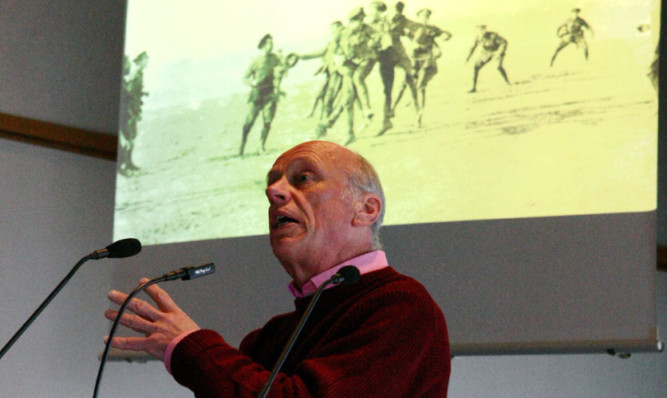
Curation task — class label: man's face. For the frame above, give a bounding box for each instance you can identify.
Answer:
[266,142,359,275]
[331,23,343,38]
[263,38,274,53]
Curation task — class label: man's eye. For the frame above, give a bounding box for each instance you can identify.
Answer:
[296,173,311,184]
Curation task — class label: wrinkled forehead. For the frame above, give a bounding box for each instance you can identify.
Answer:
[267,141,354,180]
[275,141,350,166]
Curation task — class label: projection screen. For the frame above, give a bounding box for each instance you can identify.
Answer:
[112,0,661,356]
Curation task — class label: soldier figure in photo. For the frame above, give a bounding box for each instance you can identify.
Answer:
[405,8,451,127]
[239,34,287,156]
[119,51,149,176]
[297,21,346,137]
[375,1,421,136]
[550,8,594,67]
[466,25,510,93]
[343,7,378,117]
[118,56,134,176]
[330,7,378,145]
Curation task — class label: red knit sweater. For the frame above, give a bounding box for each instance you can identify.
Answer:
[170,267,450,397]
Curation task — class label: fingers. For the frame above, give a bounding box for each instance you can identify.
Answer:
[106,289,129,306]
[107,277,177,321]
[104,279,199,360]
[142,280,180,313]
[105,309,156,335]
[106,335,144,350]
[105,335,163,360]
[107,289,162,322]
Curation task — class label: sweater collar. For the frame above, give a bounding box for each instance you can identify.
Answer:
[287,250,388,298]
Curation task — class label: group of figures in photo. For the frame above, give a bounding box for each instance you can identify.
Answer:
[237,4,595,157]
[117,3,604,172]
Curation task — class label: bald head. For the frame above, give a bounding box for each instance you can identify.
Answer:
[273,141,385,248]
[266,141,385,284]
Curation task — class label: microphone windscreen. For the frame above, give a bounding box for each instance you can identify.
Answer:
[338,266,361,285]
[106,238,142,258]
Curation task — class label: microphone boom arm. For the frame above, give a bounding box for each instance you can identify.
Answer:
[0,255,91,361]
[0,239,141,362]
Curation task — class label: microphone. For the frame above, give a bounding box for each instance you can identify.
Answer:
[89,238,142,260]
[162,262,216,281]
[0,239,142,361]
[94,262,216,397]
[331,265,361,285]
[257,265,361,398]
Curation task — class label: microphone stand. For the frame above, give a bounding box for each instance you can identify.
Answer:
[257,273,346,398]
[0,255,93,361]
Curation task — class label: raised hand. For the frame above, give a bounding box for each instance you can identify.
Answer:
[104,278,200,360]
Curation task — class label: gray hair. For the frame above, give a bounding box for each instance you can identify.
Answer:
[343,152,386,249]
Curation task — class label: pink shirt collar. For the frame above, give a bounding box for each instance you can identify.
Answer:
[287,250,388,298]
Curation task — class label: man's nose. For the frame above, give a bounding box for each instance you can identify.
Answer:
[266,178,291,205]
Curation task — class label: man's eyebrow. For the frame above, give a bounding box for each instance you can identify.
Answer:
[266,169,282,185]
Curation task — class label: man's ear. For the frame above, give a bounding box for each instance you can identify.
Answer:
[352,193,382,227]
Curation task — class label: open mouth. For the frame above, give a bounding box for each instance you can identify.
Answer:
[273,215,298,229]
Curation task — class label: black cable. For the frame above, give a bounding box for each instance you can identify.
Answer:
[92,276,165,398]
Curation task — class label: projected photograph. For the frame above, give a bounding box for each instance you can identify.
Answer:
[114,0,659,245]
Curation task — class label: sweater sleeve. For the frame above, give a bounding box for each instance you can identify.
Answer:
[170,329,304,397]
[170,278,450,397]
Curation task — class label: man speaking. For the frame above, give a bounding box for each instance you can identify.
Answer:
[105,140,451,397]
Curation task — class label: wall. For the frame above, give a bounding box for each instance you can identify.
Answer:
[0,0,124,133]
[0,1,664,397]
[0,139,117,395]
